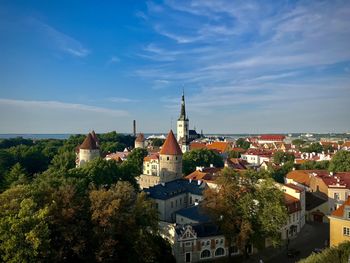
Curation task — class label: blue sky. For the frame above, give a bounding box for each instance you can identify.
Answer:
[0,0,349,134]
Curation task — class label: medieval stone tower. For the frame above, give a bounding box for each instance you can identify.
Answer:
[134,133,145,149]
[77,132,100,167]
[176,91,189,153]
[159,130,183,183]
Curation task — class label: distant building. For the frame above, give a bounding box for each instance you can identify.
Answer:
[138,130,183,189]
[258,135,285,144]
[134,133,145,149]
[76,131,100,167]
[329,196,350,246]
[177,91,190,153]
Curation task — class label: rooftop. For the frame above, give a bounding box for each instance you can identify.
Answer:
[159,130,182,155]
[176,205,211,223]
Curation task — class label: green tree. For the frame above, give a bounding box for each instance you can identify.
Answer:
[236,138,250,150]
[291,139,305,148]
[228,150,241,158]
[124,148,148,175]
[4,163,29,188]
[183,148,224,175]
[302,143,323,153]
[151,138,165,147]
[50,150,76,172]
[0,185,51,263]
[203,168,287,257]
[269,161,294,183]
[89,181,166,262]
[298,241,350,263]
[273,151,295,165]
[329,150,350,172]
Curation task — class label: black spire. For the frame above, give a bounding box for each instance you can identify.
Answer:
[178,89,188,121]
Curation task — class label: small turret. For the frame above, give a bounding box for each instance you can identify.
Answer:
[135,133,145,149]
[77,132,100,167]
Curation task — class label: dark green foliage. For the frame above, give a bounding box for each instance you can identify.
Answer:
[151,138,165,147]
[273,151,295,165]
[0,137,34,149]
[50,150,76,172]
[98,131,135,149]
[236,138,250,150]
[292,139,305,148]
[100,141,126,154]
[298,160,330,170]
[329,150,350,172]
[228,150,241,158]
[268,161,294,183]
[183,148,224,175]
[298,241,350,263]
[203,168,287,255]
[301,143,323,153]
[124,148,148,176]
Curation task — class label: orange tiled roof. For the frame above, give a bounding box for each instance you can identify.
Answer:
[331,196,350,217]
[159,130,182,155]
[190,142,207,150]
[207,142,231,153]
[143,153,159,162]
[185,167,222,182]
[286,170,312,187]
[343,141,350,147]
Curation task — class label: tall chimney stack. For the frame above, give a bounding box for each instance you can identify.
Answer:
[133,120,136,137]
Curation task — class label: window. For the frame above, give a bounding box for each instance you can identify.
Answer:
[220,239,224,244]
[334,193,340,200]
[200,250,211,258]
[190,196,192,204]
[343,227,350,236]
[175,200,178,207]
[215,239,219,244]
[167,156,170,161]
[185,242,192,247]
[215,247,225,257]
[171,201,173,208]
[185,252,191,263]
[348,211,350,219]
[206,240,210,246]
[180,198,182,205]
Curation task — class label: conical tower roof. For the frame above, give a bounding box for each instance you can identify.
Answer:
[91,130,99,145]
[79,133,98,150]
[160,130,182,155]
[135,133,145,142]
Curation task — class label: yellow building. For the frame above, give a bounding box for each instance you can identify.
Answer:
[329,196,350,246]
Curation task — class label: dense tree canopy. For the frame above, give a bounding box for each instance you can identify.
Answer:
[203,168,287,256]
[299,241,350,263]
[291,139,305,148]
[329,150,350,172]
[235,138,250,150]
[272,151,295,165]
[301,143,323,153]
[183,148,224,175]
[298,160,330,170]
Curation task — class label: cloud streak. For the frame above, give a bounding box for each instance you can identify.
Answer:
[29,18,90,57]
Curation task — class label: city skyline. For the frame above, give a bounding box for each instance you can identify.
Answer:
[1,0,350,134]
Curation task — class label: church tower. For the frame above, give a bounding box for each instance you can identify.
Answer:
[176,91,189,153]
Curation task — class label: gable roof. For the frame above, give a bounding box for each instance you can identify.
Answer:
[206,142,231,153]
[259,135,285,141]
[331,196,350,217]
[80,133,98,150]
[176,205,210,223]
[160,130,182,155]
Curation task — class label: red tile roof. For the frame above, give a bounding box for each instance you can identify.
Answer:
[190,142,207,150]
[259,135,285,141]
[144,153,159,161]
[80,133,98,150]
[185,167,222,182]
[331,196,350,217]
[159,130,182,155]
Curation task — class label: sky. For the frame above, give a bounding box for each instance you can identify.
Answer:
[0,0,350,134]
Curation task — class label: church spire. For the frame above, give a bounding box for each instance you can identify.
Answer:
[178,89,187,121]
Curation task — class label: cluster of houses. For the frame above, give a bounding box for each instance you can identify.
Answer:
[74,93,350,262]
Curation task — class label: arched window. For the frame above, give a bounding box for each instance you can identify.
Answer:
[200,249,211,258]
[215,247,225,256]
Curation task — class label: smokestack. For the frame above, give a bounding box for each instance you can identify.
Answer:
[133,120,136,137]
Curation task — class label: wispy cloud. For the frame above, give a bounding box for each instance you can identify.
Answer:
[0,98,128,116]
[107,56,120,65]
[29,18,90,57]
[107,97,138,103]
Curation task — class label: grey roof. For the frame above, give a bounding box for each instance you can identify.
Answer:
[144,179,205,200]
[175,223,222,237]
[176,205,211,223]
[305,192,328,211]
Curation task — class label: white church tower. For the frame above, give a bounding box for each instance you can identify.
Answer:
[176,91,189,153]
